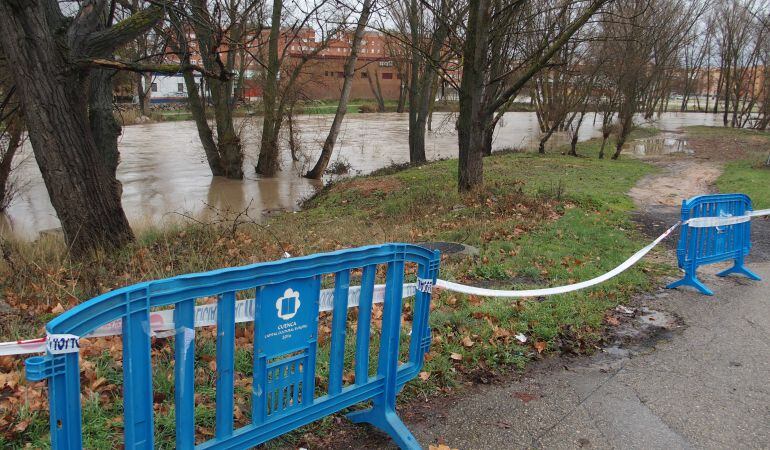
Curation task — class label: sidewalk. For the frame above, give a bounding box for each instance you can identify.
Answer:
[406,261,770,449]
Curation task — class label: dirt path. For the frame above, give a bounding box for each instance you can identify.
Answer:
[628,157,723,209]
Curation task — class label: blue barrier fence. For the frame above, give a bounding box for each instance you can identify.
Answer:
[25,243,440,449]
[667,193,761,295]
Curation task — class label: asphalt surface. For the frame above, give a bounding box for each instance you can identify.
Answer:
[402,162,770,449]
[407,259,770,449]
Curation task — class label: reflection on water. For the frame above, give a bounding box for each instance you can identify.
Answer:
[0,111,723,240]
[631,135,693,156]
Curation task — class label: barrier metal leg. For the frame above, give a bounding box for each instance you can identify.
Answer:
[717,257,761,281]
[347,401,420,450]
[666,272,714,296]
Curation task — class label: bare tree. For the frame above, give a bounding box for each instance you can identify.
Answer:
[168,0,264,179]
[306,0,376,178]
[596,0,703,160]
[456,0,610,191]
[255,0,345,176]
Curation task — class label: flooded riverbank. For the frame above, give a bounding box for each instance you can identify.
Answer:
[1,111,723,240]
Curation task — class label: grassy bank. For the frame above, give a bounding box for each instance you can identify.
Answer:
[0,135,667,448]
[684,126,770,208]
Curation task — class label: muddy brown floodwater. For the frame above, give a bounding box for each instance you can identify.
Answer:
[1,111,723,240]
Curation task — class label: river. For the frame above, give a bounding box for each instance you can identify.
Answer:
[0,111,723,240]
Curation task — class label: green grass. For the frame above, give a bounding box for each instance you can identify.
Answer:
[718,161,770,209]
[0,133,668,448]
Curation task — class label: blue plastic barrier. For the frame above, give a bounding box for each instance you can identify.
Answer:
[25,243,440,449]
[667,193,760,295]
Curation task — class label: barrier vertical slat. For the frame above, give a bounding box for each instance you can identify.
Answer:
[408,263,430,366]
[174,299,195,449]
[252,287,267,425]
[328,270,351,395]
[215,292,236,439]
[354,265,376,385]
[122,298,154,449]
[303,276,322,406]
[48,352,82,450]
[378,260,405,400]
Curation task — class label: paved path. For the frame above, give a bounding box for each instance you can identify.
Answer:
[408,261,770,449]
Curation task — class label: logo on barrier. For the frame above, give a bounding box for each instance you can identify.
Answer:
[257,279,320,356]
[275,288,301,320]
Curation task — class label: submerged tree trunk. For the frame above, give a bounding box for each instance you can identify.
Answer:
[306,0,373,179]
[182,67,225,176]
[366,68,386,112]
[408,0,449,163]
[256,0,284,176]
[187,0,244,179]
[396,81,407,113]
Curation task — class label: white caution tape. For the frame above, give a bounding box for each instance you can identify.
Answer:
[0,283,417,356]
[45,334,80,355]
[2,208,767,356]
[684,208,770,228]
[436,222,681,298]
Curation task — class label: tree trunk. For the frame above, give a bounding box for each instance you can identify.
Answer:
[396,81,407,113]
[0,118,22,211]
[457,0,490,192]
[599,133,609,159]
[366,67,386,112]
[183,68,225,176]
[209,78,243,178]
[138,72,152,116]
[0,0,134,254]
[89,69,122,178]
[538,124,557,154]
[256,0,283,176]
[187,0,244,179]
[306,0,373,179]
[568,112,585,157]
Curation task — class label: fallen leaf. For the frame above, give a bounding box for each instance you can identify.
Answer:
[418,371,430,381]
[450,352,463,361]
[51,303,65,314]
[534,341,547,354]
[13,420,29,433]
[605,316,620,326]
[512,391,539,403]
[461,336,474,347]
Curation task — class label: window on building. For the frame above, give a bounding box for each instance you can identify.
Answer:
[177,83,184,92]
[337,71,345,78]
[151,82,158,92]
[382,72,393,80]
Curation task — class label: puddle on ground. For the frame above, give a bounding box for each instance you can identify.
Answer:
[631,135,693,156]
[600,305,682,361]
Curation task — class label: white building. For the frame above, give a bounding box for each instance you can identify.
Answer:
[142,73,203,103]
